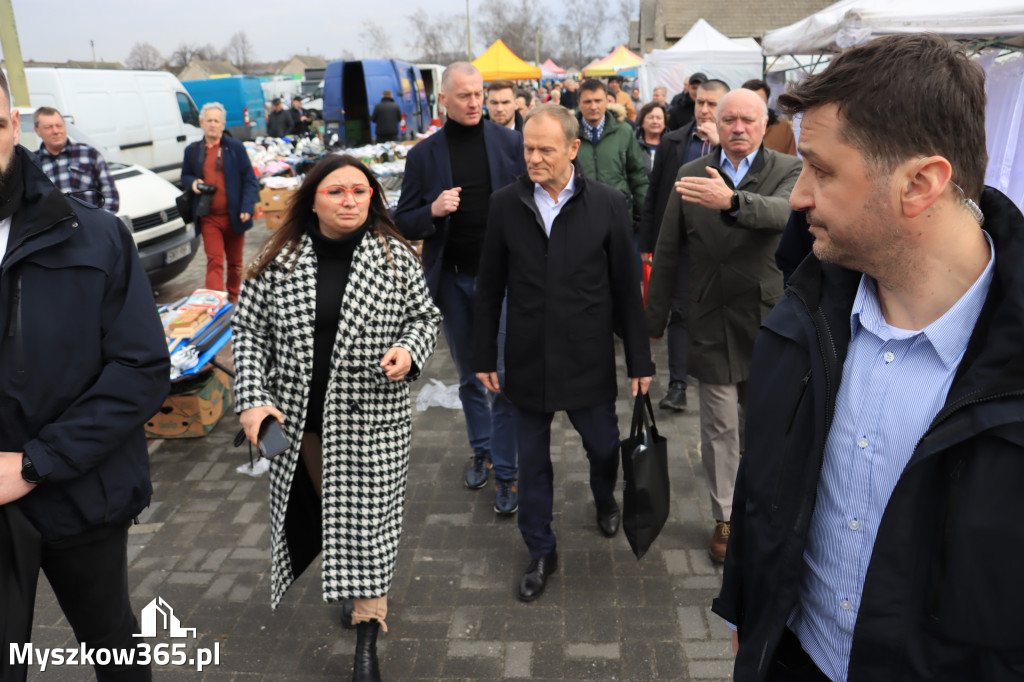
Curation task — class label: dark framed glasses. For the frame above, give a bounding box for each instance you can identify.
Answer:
[315,185,374,204]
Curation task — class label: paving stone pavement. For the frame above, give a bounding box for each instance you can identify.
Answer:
[25,219,734,681]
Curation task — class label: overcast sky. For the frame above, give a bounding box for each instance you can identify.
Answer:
[7,0,622,66]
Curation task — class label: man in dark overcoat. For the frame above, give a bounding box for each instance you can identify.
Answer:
[645,88,800,564]
[473,104,654,602]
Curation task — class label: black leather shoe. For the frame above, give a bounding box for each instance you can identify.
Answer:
[518,549,558,602]
[659,382,687,411]
[352,619,381,682]
[596,497,621,537]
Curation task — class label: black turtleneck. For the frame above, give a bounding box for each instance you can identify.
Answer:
[443,118,491,274]
[303,217,370,435]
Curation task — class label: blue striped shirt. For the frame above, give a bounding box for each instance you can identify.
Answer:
[790,232,995,681]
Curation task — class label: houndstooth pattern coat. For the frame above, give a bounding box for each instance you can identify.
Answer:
[232,229,441,608]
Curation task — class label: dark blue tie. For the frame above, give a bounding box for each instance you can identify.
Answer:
[590,127,599,146]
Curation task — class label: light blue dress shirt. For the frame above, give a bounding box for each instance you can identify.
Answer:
[789,232,995,681]
[719,147,760,186]
[533,173,576,237]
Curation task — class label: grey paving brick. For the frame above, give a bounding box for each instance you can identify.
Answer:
[678,606,709,639]
[564,642,620,659]
[447,639,503,658]
[689,658,735,678]
[504,641,532,678]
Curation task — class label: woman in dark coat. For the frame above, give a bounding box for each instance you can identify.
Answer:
[232,155,441,681]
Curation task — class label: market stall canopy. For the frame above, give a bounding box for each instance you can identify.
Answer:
[541,59,566,76]
[762,0,1024,55]
[473,40,542,81]
[582,45,644,77]
[637,19,763,99]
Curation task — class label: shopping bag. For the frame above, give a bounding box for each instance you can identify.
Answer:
[642,262,652,306]
[620,392,670,559]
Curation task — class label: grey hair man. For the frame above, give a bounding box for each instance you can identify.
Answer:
[473,104,653,602]
[395,62,525,513]
[646,87,801,564]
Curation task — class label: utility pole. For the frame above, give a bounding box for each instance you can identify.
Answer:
[0,0,30,107]
[535,32,540,67]
[465,0,472,60]
[91,39,97,68]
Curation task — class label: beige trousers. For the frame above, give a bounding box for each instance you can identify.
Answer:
[697,382,746,522]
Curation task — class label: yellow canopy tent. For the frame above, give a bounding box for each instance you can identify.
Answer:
[582,45,644,77]
[472,40,542,81]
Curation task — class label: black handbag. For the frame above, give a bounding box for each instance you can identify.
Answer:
[175,191,195,225]
[620,392,671,559]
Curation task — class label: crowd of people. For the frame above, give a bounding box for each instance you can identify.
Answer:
[3,31,1024,682]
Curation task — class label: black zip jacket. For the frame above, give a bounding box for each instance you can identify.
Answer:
[713,187,1024,681]
[0,146,170,541]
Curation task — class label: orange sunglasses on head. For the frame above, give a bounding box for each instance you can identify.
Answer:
[315,185,374,203]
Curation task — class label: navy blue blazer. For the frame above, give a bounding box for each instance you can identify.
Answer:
[394,120,525,297]
[180,136,260,235]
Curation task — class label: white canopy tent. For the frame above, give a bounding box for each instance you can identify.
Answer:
[636,19,763,101]
[762,0,1024,55]
[763,0,1024,209]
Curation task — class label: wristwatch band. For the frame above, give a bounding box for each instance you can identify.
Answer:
[21,454,44,485]
[730,191,741,213]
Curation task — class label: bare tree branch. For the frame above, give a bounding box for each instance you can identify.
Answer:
[558,0,608,68]
[361,21,394,59]
[126,42,163,71]
[410,10,466,64]
[476,0,548,64]
[225,31,256,72]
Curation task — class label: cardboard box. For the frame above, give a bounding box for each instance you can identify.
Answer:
[264,210,286,231]
[259,187,297,213]
[145,368,232,439]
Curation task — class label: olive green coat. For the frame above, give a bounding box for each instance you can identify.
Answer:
[645,146,801,384]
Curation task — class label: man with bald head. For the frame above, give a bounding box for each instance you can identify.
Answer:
[396,62,525,514]
[645,88,801,563]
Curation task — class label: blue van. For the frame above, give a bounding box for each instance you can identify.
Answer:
[181,76,266,140]
[322,60,430,146]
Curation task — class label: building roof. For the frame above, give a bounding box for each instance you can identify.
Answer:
[663,0,834,38]
[635,0,835,51]
[286,55,327,69]
[177,60,242,79]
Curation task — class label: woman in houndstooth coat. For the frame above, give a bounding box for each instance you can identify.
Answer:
[232,155,441,682]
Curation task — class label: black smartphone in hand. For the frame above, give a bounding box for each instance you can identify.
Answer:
[258,416,290,459]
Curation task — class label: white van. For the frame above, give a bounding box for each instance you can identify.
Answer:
[17,108,201,285]
[18,67,203,184]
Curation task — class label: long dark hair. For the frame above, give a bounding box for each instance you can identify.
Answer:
[247,154,417,279]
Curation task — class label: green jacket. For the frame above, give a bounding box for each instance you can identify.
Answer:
[576,111,649,221]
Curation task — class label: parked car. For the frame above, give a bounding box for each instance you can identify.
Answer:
[19,67,203,183]
[17,109,200,285]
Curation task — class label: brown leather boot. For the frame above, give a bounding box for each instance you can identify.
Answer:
[708,521,730,563]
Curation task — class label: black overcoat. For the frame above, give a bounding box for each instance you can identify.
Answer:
[472,166,654,412]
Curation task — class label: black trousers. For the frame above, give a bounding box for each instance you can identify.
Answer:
[513,401,620,556]
[38,522,151,681]
[765,628,832,682]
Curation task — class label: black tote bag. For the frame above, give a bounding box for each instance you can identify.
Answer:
[620,392,671,559]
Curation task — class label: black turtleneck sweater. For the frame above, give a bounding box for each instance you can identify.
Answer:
[303,218,370,435]
[443,118,491,274]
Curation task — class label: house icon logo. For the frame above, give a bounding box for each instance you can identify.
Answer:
[133,597,197,638]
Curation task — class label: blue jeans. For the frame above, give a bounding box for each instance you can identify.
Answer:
[513,401,620,556]
[436,270,517,482]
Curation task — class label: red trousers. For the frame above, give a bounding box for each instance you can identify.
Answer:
[200,214,245,299]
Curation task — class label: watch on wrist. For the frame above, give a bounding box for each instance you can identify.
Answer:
[21,454,44,485]
[730,191,740,213]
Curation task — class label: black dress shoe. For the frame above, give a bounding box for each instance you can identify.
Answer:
[518,549,558,602]
[596,496,621,537]
[659,382,687,411]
